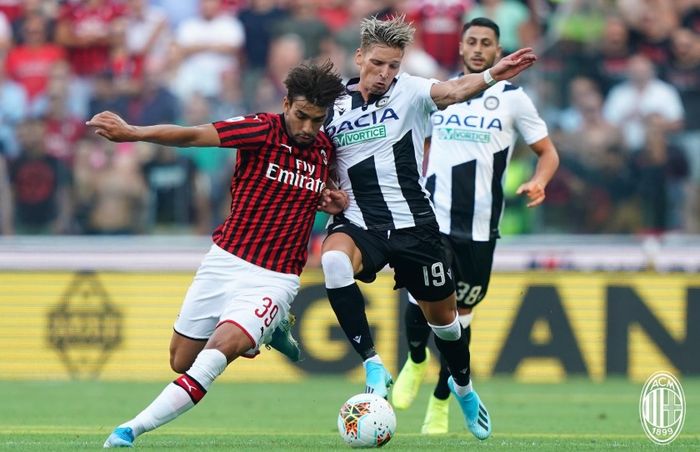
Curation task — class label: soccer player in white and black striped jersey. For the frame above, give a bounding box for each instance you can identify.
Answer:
[317,15,537,441]
[390,18,559,434]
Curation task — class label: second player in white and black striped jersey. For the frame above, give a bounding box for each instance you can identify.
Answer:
[425,79,548,241]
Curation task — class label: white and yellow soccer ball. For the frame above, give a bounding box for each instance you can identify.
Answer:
[337,393,397,448]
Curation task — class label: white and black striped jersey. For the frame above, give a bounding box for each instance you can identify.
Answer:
[324,73,438,230]
[424,80,548,241]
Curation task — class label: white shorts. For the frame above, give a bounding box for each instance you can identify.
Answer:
[174,244,300,357]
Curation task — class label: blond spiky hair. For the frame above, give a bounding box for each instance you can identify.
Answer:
[360,15,415,51]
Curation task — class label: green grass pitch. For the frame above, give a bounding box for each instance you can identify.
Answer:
[0,377,698,450]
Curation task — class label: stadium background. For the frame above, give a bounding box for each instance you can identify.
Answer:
[0,1,698,445]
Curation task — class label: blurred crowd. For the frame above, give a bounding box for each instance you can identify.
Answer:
[0,0,698,250]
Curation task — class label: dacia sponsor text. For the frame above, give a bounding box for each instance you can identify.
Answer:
[432,113,503,131]
[326,108,399,138]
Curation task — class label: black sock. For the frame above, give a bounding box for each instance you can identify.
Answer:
[434,331,470,387]
[405,302,431,363]
[463,324,472,349]
[327,284,376,360]
[434,326,470,399]
[434,354,451,400]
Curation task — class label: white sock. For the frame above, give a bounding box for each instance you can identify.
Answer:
[363,355,383,368]
[121,349,228,437]
[429,315,462,341]
[452,379,473,397]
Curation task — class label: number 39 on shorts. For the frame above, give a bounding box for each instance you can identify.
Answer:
[254,297,279,327]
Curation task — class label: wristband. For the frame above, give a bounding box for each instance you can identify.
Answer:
[483,69,497,87]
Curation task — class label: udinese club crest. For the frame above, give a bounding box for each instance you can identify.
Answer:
[484,96,499,110]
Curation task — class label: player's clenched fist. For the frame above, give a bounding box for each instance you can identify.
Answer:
[86,111,138,142]
[318,188,349,215]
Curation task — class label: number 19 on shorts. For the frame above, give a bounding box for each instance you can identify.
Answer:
[422,262,446,287]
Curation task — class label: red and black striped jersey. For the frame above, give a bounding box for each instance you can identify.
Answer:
[211,112,334,275]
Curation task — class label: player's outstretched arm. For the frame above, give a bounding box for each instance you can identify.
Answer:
[86,111,221,147]
[516,136,559,208]
[431,48,537,110]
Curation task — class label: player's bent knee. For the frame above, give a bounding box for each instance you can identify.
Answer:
[321,250,355,288]
[170,353,194,374]
[428,315,462,341]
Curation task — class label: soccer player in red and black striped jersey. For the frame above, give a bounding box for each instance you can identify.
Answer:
[92,61,347,448]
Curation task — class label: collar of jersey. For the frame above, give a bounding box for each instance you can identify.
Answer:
[345,76,398,110]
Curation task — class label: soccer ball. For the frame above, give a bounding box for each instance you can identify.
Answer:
[337,393,397,448]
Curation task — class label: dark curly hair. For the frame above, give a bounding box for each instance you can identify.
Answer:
[284,60,345,109]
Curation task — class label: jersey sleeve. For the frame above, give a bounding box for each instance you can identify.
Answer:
[212,114,271,151]
[512,89,549,145]
[401,73,439,115]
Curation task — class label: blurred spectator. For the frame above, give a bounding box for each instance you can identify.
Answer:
[142,144,212,234]
[210,68,246,120]
[465,0,531,54]
[555,79,636,233]
[55,0,126,78]
[403,44,444,79]
[108,18,144,96]
[0,1,22,25]
[666,28,700,133]
[5,14,65,108]
[273,0,331,59]
[666,27,700,232]
[176,92,236,229]
[557,76,598,132]
[0,57,28,158]
[149,0,199,29]
[314,36,351,81]
[603,54,684,153]
[0,11,10,54]
[548,0,608,47]
[8,0,57,44]
[170,0,245,101]
[584,15,633,95]
[73,137,147,234]
[32,60,91,119]
[677,0,700,33]
[625,0,676,68]
[87,70,130,119]
[335,0,383,73]
[634,122,688,232]
[317,0,351,32]
[0,153,12,234]
[252,33,304,112]
[237,0,288,107]
[8,118,72,234]
[407,0,472,72]
[238,0,288,72]
[123,0,171,75]
[42,89,87,166]
[125,65,180,126]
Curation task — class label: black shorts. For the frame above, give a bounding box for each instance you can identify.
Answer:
[326,220,455,302]
[442,235,497,309]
